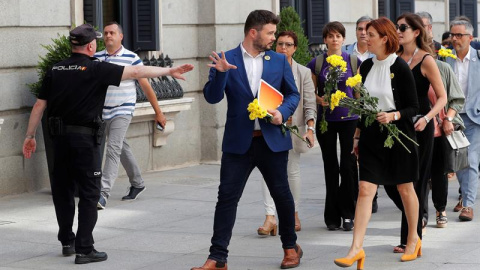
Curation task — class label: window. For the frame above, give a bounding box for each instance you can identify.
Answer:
[378,0,414,21]
[450,0,478,37]
[84,0,160,51]
[280,0,329,44]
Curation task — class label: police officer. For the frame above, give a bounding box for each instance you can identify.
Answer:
[22,24,193,264]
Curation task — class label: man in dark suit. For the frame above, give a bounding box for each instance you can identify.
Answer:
[191,10,301,270]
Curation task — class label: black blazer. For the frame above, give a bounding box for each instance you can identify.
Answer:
[358,56,419,141]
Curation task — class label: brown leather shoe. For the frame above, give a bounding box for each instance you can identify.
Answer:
[453,199,463,212]
[191,259,227,270]
[459,207,474,221]
[281,244,303,269]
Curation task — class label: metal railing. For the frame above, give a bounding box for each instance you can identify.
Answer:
[136,53,184,102]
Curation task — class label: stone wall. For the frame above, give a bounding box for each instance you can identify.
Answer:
[4,0,473,196]
[0,0,71,196]
[0,0,279,196]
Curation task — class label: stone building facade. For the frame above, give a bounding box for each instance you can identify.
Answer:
[0,0,478,196]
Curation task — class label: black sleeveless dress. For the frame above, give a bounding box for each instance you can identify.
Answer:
[411,54,435,186]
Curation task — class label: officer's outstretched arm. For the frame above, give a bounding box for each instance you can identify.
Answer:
[122,64,194,81]
[23,99,47,159]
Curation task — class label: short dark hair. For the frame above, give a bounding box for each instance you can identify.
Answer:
[322,21,345,39]
[244,10,280,36]
[442,31,451,41]
[277,31,298,46]
[366,17,399,55]
[104,21,124,34]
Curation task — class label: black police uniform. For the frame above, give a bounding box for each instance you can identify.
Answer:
[38,53,123,254]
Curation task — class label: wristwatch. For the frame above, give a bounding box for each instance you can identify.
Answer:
[307,126,316,134]
[445,116,454,122]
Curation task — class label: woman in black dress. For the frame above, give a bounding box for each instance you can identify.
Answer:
[334,17,421,269]
[384,13,447,254]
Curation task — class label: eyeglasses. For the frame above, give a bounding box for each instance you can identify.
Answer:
[449,33,471,39]
[395,24,411,32]
[277,42,295,48]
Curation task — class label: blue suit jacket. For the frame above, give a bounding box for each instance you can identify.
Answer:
[446,46,480,125]
[203,45,300,154]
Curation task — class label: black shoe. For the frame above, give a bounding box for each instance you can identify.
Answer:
[121,186,146,201]
[343,219,354,231]
[97,193,107,210]
[62,244,75,256]
[75,249,108,264]
[327,224,340,231]
[372,198,378,213]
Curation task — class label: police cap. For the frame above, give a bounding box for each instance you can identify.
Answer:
[69,24,103,46]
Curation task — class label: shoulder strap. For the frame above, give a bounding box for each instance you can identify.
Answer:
[421,53,431,62]
[350,54,358,75]
[314,54,324,76]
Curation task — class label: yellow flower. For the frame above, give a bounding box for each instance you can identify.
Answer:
[247,99,268,120]
[346,74,362,88]
[390,73,394,79]
[326,54,347,72]
[438,48,457,59]
[330,90,347,110]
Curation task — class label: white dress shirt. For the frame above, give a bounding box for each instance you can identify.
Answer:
[240,42,265,130]
[353,43,371,62]
[454,48,471,113]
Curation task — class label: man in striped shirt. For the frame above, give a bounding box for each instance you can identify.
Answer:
[94,22,166,209]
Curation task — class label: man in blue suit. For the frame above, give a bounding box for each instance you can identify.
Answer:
[446,19,480,222]
[191,10,302,270]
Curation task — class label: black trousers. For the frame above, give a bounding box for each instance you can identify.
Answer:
[316,119,358,227]
[430,136,448,213]
[384,121,434,245]
[208,136,296,263]
[51,133,102,254]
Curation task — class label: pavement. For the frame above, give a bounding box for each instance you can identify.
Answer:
[0,146,479,270]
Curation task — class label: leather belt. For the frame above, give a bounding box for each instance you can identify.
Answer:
[65,125,96,136]
[253,130,263,137]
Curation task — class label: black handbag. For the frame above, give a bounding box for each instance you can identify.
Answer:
[443,129,470,173]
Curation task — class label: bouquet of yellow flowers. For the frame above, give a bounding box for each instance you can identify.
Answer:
[437,48,457,60]
[319,54,347,134]
[330,74,418,153]
[247,99,310,146]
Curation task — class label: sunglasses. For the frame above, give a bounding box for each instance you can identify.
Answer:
[395,24,411,32]
[277,42,295,48]
[449,33,471,39]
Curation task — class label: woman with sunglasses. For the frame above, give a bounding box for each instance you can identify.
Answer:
[306,21,361,232]
[383,12,447,254]
[257,31,317,236]
[334,17,420,269]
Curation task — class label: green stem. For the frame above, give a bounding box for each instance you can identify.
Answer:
[283,123,308,144]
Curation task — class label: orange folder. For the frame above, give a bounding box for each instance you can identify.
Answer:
[257,79,284,110]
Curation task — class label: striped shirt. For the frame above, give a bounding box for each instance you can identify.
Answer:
[94,46,143,120]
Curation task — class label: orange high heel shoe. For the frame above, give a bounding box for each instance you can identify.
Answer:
[401,239,422,262]
[334,249,365,269]
[257,223,277,236]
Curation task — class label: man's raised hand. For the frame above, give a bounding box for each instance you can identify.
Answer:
[170,64,194,80]
[208,51,237,72]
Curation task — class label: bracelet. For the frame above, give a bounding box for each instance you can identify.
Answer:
[423,115,430,124]
[354,137,360,140]
[25,135,35,139]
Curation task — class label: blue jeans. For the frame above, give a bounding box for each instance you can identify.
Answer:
[208,137,297,263]
[457,114,480,207]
